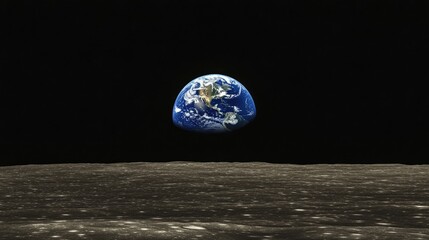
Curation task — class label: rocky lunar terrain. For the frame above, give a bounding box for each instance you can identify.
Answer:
[0,162,428,240]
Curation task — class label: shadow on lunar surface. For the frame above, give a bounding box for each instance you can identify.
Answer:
[0,162,428,239]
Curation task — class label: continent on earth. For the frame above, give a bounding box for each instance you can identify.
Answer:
[172,74,256,133]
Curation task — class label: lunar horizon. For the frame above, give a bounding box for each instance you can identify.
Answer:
[0,162,428,240]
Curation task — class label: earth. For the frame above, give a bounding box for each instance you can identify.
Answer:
[172,74,256,133]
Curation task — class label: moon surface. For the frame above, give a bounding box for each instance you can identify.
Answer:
[0,162,428,240]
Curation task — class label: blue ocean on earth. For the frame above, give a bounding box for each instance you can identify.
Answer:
[172,74,256,133]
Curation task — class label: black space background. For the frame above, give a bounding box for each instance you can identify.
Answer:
[1,1,428,165]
